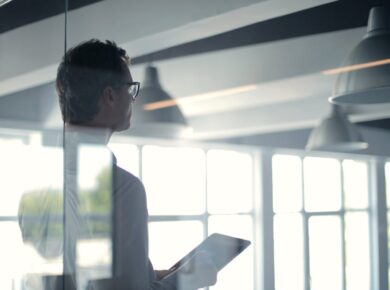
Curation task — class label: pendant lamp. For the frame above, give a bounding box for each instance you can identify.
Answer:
[329,5,390,104]
[130,65,189,138]
[306,105,368,151]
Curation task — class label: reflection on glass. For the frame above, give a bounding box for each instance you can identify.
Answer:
[14,145,64,289]
[108,142,139,177]
[309,216,342,290]
[345,212,370,290]
[149,221,203,270]
[143,146,206,215]
[272,155,302,213]
[78,145,112,191]
[304,157,341,212]
[274,213,304,290]
[76,238,111,289]
[208,215,253,290]
[76,145,113,289]
[207,150,253,214]
[343,160,369,209]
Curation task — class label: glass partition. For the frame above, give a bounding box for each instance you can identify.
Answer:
[0,0,65,288]
[1,1,389,290]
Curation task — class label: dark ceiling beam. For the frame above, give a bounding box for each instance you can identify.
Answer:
[132,0,382,65]
[0,0,103,33]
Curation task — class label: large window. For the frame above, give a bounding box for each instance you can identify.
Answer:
[272,154,371,290]
[0,134,258,289]
[2,132,390,290]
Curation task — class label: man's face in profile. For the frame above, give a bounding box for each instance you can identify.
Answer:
[110,64,134,132]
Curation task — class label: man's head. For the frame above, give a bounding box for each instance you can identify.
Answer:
[56,39,138,131]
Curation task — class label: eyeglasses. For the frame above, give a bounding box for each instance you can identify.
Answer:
[124,81,140,101]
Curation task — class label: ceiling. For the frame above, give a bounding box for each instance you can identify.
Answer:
[0,0,103,33]
[0,0,389,143]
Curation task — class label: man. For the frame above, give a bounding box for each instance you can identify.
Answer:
[56,39,217,289]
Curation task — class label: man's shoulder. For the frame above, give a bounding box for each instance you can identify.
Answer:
[113,165,144,189]
[113,165,147,208]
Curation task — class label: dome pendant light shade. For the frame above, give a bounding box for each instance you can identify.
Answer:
[306,105,368,151]
[330,6,390,104]
[131,65,189,138]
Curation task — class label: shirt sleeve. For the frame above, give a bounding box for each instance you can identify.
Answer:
[149,260,179,290]
[113,167,178,290]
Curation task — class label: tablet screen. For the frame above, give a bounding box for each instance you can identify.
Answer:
[170,233,251,272]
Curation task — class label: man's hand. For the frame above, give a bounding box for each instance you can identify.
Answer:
[174,251,218,289]
[155,270,171,281]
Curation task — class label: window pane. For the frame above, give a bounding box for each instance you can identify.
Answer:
[388,213,390,283]
[309,216,342,290]
[0,221,63,289]
[208,215,253,290]
[345,212,370,290]
[78,145,112,191]
[343,160,369,209]
[0,145,63,216]
[272,155,302,213]
[207,150,253,214]
[304,157,341,212]
[76,238,111,289]
[142,146,206,215]
[108,143,139,177]
[76,145,113,289]
[149,221,204,270]
[274,213,304,290]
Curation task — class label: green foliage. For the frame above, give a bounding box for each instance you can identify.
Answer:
[18,188,63,244]
[79,166,112,214]
[19,166,112,242]
[19,189,63,215]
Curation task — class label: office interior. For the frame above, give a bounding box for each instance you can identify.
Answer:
[1,0,390,289]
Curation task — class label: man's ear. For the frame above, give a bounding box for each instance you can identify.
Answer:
[101,86,116,107]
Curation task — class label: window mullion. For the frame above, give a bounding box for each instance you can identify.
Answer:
[138,145,143,181]
[340,160,346,290]
[204,149,209,239]
[253,150,263,290]
[261,151,275,290]
[301,157,311,290]
[369,158,388,290]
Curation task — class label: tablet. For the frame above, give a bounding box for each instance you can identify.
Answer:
[170,233,251,272]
